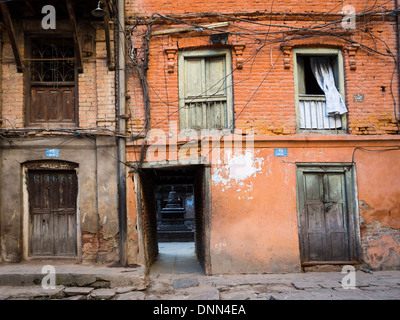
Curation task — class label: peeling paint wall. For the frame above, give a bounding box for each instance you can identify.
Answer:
[210,147,301,274]
[212,149,263,199]
[356,150,400,270]
[0,137,119,264]
[126,138,400,273]
[207,140,400,274]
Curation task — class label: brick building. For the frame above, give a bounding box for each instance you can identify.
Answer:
[0,0,399,275]
[0,1,121,264]
[125,0,400,274]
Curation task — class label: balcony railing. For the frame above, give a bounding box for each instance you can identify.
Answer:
[298,95,343,131]
[183,97,227,130]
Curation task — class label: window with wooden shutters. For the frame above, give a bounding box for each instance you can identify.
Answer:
[294,48,347,133]
[178,49,233,131]
[27,38,77,125]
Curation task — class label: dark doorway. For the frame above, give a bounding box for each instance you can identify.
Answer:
[136,165,211,274]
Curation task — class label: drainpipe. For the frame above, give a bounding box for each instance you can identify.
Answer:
[116,0,127,266]
[395,0,400,126]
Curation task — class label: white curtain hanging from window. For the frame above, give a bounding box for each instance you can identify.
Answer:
[299,100,342,129]
[310,57,348,116]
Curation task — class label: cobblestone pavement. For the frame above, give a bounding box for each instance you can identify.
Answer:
[0,270,399,300]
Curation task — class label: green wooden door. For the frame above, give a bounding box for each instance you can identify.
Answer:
[297,165,357,264]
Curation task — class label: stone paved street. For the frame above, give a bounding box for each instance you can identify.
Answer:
[0,242,399,300]
[143,270,400,300]
[0,268,399,300]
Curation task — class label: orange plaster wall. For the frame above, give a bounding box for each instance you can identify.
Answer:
[355,149,400,270]
[208,144,400,273]
[210,148,300,273]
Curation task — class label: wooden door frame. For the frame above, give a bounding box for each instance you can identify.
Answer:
[295,163,361,266]
[22,160,81,261]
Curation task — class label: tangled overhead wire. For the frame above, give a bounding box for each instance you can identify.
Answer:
[125,2,400,137]
[122,2,400,167]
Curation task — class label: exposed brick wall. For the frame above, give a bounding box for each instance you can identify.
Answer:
[78,60,97,128]
[1,23,116,131]
[82,231,99,262]
[126,3,399,137]
[97,226,120,263]
[95,27,117,131]
[1,24,25,129]
[194,167,206,270]
[126,0,394,17]
[81,227,119,263]
[140,171,159,267]
[360,222,400,270]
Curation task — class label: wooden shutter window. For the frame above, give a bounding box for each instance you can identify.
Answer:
[28,38,77,124]
[31,87,75,122]
[179,50,233,131]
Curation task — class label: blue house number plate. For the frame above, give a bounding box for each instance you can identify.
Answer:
[274,148,288,157]
[46,149,60,158]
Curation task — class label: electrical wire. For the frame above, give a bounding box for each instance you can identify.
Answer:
[124,5,400,165]
[2,2,400,170]
[352,146,400,163]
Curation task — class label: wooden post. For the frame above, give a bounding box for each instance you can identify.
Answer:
[0,3,24,73]
[103,1,115,70]
[66,0,83,73]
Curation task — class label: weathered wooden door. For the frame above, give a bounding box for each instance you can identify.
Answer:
[28,170,78,256]
[297,165,357,264]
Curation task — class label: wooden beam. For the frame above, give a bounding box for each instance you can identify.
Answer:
[66,0,83,73]
[0,3,24,73]
[151,22,230,36]
[103,1,115,70]
[24,1,38,16]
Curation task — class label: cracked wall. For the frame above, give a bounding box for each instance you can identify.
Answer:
[356,150,400,270]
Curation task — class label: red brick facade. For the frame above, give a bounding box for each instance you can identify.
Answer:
[0,0,399,272]
[126,0,400,273]
[126,2,399,136]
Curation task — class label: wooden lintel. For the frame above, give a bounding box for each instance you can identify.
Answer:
[66,0,83,73]
[103,1,115,70]
[151,22,230,36]
[0,3,24,73]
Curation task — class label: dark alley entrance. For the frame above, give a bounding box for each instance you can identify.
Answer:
[135,165,211,275]
[149,242,203,275]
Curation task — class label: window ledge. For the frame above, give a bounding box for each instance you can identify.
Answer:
[25,123,79,130]
[297,129,347,134]
[252,134,400,142]
[299,95,326,101]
